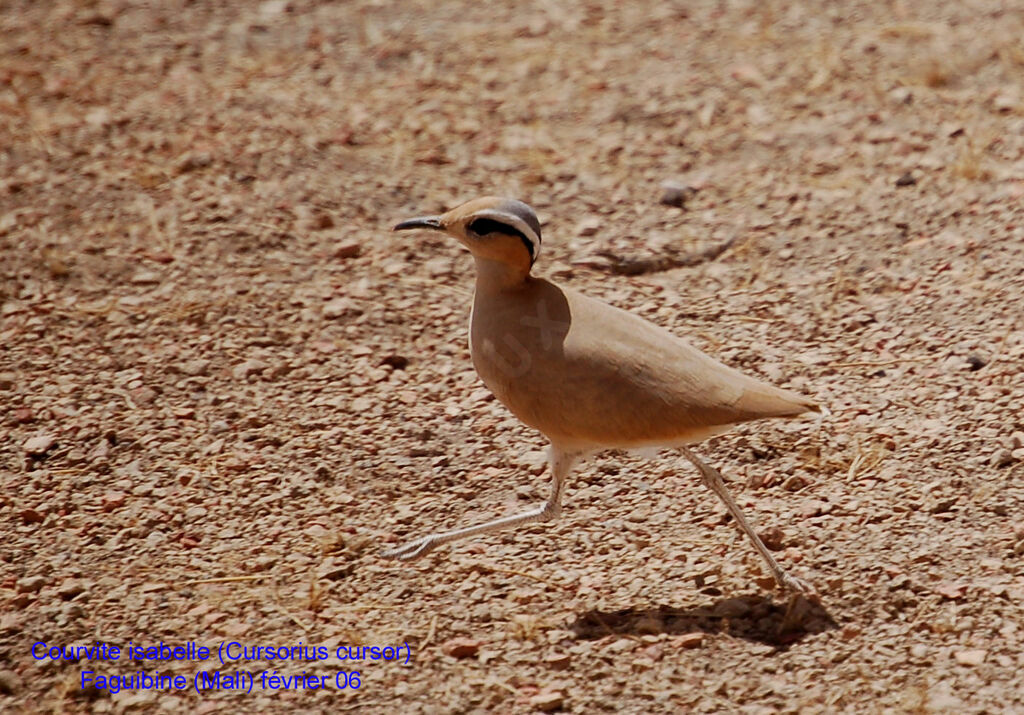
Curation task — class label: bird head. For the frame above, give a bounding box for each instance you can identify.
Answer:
[394,196,542,271]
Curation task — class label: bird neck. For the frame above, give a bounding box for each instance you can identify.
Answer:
[472,256,531,293]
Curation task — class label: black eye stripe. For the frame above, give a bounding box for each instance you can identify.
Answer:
[468,218,535,261]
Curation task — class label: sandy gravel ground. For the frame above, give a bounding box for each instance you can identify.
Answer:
[2,1,1024,712]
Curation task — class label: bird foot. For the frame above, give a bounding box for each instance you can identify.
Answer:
[380,535,438,561]
[780,573,819,603]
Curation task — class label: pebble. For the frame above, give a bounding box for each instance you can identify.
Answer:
[130,385,158,405]
[895,172,917,187]
[379,354,409,370]
[0,669,21,695]
[529,691,565,712]
[659,182,697,208]
[333,241,362,259]
[20,508,45,524]
[102,491,127,512]
[442,638,480,658]
[545,653,571,670]
[130,270,162,285]
[990,448,1015,467]
[209,420,230,435]
[323,297,359,319]
[954,649,987,666]
[575,216,602,237]
[759,526,785,551]
[176,151,212,173]
[673,633,704,649]
[23,434,55,455]
[233,359,268,379]
[58,579,88,601]
[517,449,549,474]
[16,576,47,594]
[181,359,211,376]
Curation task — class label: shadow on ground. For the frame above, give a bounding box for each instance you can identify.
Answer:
[569,594,838,648]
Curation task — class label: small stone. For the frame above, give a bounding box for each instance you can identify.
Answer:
[16,576,46,594]
[966,355,986,371]
[0,372,16,389]
[334,241,362,259]
[13,406,34,423]
[176,151,212,173]
[20,508,45,524]
[102,491,127,512]
[441,637,480,658]
[953,649,986,666]
[233,359,268,380]
[1010,432,1024,450]
[759,526,785,551]
[544,652,571,670]
[991,449,1015,468]
[322,298,359,319]
[180,359,211,376]
[659,182,697,208]
[517,449,549,475]
[209,420,231,435]
[130,386,158,405]
[62,603,86,622]
[380,354,409,370]
[928,496,957,514]
[575,216,602,237]
[935,582,967,600]
[0,669,21,695]
[889,87,913,104]
[781,474,808,491]
[309,212,334,230]
[23,434,55,456]
[130,270,162,285]
[317,558,353,581]
[992,92,1018,113]
[730,63,765,86]
[673,632,704,649]
[895,172,917,187]
[529,691,565,712]
[58,579,88,601]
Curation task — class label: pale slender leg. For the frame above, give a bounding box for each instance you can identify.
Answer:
[381,447,580,561]
[678,445,816,599]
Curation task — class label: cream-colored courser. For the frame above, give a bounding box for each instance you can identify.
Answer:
[385,196,823,597]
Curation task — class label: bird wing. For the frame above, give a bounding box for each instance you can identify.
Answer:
[470,279,818,449]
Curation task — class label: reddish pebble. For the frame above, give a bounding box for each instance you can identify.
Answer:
[102,491,127,512]
[442,637,480,658]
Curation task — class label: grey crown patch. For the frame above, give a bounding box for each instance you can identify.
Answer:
[498,199,542,244]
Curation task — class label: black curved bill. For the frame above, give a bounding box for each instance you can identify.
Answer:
[393,216,443,231]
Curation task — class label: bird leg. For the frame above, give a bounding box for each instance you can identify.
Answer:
[678,445,817,600]
[381,448,579,561]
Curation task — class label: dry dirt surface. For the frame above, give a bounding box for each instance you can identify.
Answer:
[3,0,1024,712]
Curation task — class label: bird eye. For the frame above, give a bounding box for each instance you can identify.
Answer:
[468,218,516,237]
[468,217,535,261]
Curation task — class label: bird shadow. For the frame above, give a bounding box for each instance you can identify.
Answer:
[568,593,837,649]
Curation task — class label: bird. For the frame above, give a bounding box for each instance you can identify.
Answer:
[383,196,824,598]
